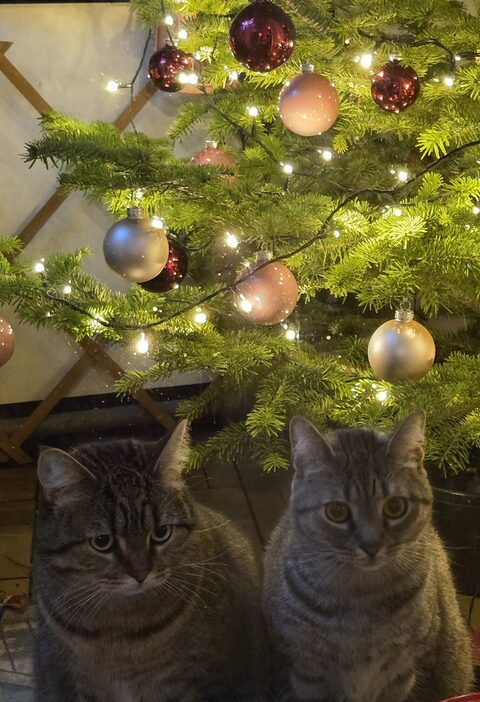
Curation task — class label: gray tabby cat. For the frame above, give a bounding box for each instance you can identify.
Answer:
[264,412,473,702]
[34,420,270,702]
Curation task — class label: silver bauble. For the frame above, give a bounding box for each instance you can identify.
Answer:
[368,308,436,382]
[103,207,169,282]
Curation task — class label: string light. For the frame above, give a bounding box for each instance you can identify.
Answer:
[164,14,174,25]
[320,149,333,162]
[285,328,297,341]
[228,70,239,81]
[472,205,480,215]
[455,54,462,62]
[178,72,198,85]
[135,189,144,200]
[333,230,341,238]
[106,80,119,93]
[376,389,389,402]
[34,261,45,273]
[359,53,373,69]
[397,170,409,182]
[194,308,207,324]
[151,216,165,229]
[225,232,239,248]
[282,163,294,175]
[63,284,72,295]
[136,332,149,354]
[247,106,259,117]
[238,296,253,313]
[393,207,403,217]
[443,75,455,87]
[177,28,188,40]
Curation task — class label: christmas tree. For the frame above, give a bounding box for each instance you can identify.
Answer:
[2,0,480,474]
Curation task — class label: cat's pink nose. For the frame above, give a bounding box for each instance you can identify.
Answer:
[361,544,380,558]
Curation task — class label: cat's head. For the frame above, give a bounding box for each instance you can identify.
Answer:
[289,412,432,573]
[36,420,197,596]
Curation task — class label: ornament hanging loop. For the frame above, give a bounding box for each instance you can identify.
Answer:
[395,299,414,322]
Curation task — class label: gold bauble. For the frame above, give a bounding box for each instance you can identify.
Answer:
[103,207,169,283]
[368,309,436,382]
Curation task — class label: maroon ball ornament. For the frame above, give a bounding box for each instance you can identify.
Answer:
[371,60,420,113]
[148,44,192,92]
[140,235,188,292]
[229,0,296,73]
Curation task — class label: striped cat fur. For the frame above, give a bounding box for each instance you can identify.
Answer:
[34,420,270,702]
[264,412,473,702]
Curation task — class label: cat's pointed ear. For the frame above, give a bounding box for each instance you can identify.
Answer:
[154,420,190,483]
[290,416,334,478]
[388,411,426,467]
[37,448,97,506]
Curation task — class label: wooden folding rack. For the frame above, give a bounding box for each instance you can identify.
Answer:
[0,39,199,464]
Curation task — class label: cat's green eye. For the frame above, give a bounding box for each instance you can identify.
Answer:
[383,496,408,520]
[151,525,173,544]
[89,534,115,552]
[324,502,351,523]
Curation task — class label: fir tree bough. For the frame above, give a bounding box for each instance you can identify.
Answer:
[5,0,480,474]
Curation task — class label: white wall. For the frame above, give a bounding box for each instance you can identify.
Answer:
[0,3,206,404]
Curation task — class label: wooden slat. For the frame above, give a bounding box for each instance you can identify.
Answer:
[0,42,53,115]
[113,81,157,132]
[17,189,69,248]
[80,339,177,431]
[0,433,32,465]
[10,352,94,448]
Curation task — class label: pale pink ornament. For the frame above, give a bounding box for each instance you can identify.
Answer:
[0,317,15,368]
[278,64,339,137]
[191,141,236,167]
[233,251,298,325]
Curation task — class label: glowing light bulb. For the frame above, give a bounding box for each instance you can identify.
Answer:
[398,170,409,182]
[135,189,144,200]
[247,106,259,117]
[239,297,253,313]
[229,70,239,81]
[63,284,72,295]
[359,53,373,69]
[194,309,207,324]
[285,328,297,341]
[473,205,480,215]
[321,149,333,162]
[443,75,455,87]
[178,72,189,85]
[151,216,165,229]
[106,80,119,93]
[177,28,188,40]
[225,232,239,249]
[164,14,174,25]
[136,332,149,354]
[333,230,341,238]
[393,207,403,217]
[455,55,462,62]
[34,261,45,273]
[282,163,294,175]
[376,389,389,402]
[188,72,198,85]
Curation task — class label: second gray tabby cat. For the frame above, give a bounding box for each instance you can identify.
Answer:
[34,420,270,702]
[264,412,473,702]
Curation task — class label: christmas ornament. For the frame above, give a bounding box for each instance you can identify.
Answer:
[229,0,296,73]
[371,60,420,113]
[0,317,15,368]
[148,44,193,92]
[233,251,298,325]
[278,64,339,137]
[368,304,435,382]
[103,207,169,283]
[140,235,189,292]
[191,141,236,168]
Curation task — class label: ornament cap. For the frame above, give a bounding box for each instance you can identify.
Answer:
[395,304,414,323]
[301,63,315,73]
[127,207,144,219]
[255,250,273,262]
[205,140,218,149]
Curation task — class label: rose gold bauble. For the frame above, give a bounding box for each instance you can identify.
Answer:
[191,141,236,167]
[278,64,339,137]
[103,207,169,283]
[233,251,298,325]
[0,317,15,368]
[368,308,436,382]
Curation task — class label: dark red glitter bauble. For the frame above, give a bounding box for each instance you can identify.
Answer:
[371,60,420,113]
[229,0,296,73]
[148,45,191,92]
[140,235,188,292]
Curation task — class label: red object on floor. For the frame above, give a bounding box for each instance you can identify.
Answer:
[440,696,480,701]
